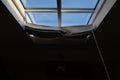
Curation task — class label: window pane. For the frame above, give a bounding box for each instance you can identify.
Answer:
[62,13,92,26]
[21,0,57,8]
[28,12,58,27]
[62,0,98,8]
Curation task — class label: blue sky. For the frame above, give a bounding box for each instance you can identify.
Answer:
[62,13,92,26]
[62,0,98,8]
[22,0,57,8]
[29,12,58,27]
[22,0,98,27]
[22,0,98,8]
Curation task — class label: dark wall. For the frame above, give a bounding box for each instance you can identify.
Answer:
[94,1,120,80]
[0,1,33,46]
[0,1,34,80]
[0,0,34,64]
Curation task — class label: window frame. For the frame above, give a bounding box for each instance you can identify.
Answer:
[1,0,117,33]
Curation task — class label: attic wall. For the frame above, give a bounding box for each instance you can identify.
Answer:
[0,1,33,46]
[94,1,120,80]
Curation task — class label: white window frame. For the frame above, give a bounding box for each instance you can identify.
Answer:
[1,0,117,34]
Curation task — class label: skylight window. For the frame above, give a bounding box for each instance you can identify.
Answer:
[20,0,99,27]
[1,0,117,33]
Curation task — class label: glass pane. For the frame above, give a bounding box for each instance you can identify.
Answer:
[21,0,57,8]
[62,0,98,8]
[62,13,92,26]
[28,12,58,27]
